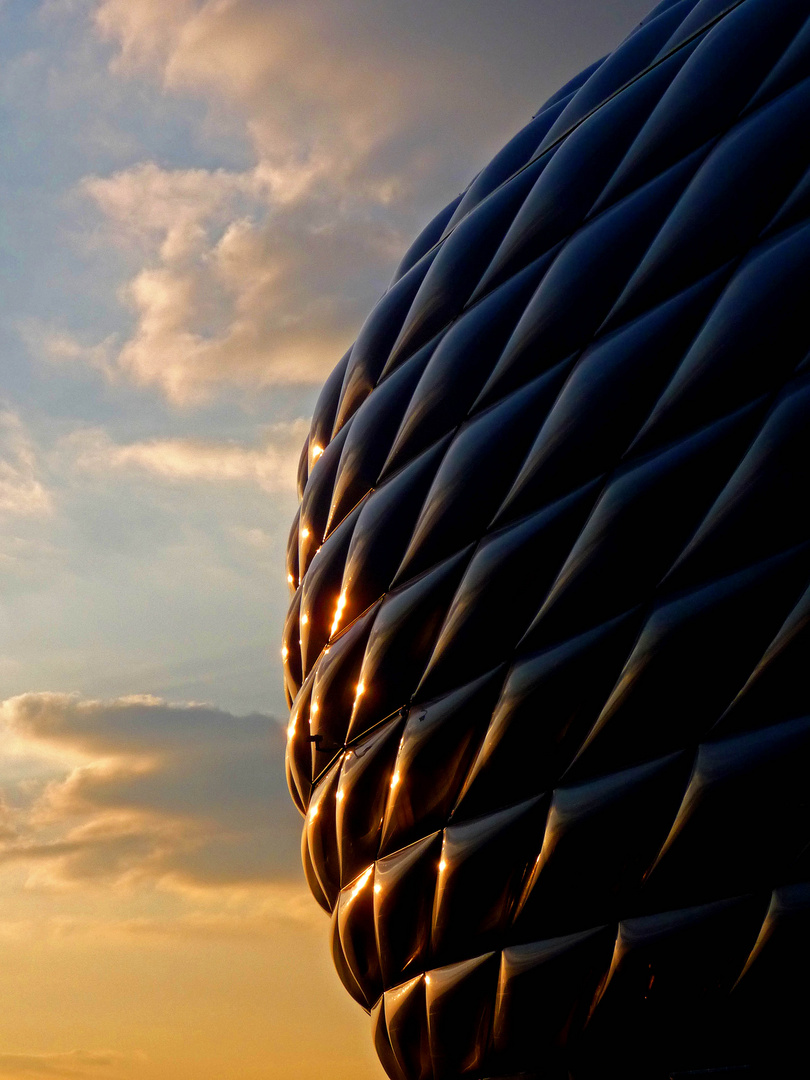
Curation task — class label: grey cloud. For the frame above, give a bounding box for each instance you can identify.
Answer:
[0,693,303,889]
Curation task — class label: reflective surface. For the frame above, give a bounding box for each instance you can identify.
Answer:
[284,0,810,1075]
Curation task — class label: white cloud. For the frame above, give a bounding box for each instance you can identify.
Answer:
[0,411,53,517]
[64,419,308,492]
[48,0,569,403]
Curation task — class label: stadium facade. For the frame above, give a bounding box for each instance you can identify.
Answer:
[283,0,810,1075]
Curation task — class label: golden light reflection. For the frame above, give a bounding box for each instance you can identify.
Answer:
[390,770,401,790]
[350,866,373,900]
[425,975,431,985]
[330,590,348,637]
[373,883,382,895]
[287,720,296,739]
[336,789,344,802]
[301,614,309,625]
[302,527,310,539]
[355,681,365,701]
[439,860,447,872]
[312,444,324,461]
[281,645,289,660]
[310,702,319,715]
[287,573,295,585]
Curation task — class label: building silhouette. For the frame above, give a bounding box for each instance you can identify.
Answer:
[283,0,810,1075]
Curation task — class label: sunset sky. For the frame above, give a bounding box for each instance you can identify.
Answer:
[1,2,654,1077]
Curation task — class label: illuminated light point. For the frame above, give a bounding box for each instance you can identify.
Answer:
[336,789,344,802]
[281,645,289,660]
[310,702,319,715]
[390,770,401,790]
[287,722,295,739]
[355,681,365,699]
[330,590,348,637]
[312,444,324,461]
[439,860,447,872]
[287,573,294,585]
[350,866,374,899]
[301,614,309,625]
[301,527,310,539]
[373,883,382,894]
[425,976,431,986]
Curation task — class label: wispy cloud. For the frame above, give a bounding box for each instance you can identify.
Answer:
[0,411,53,517]
[65,419,308,492]
[43,0,574,404]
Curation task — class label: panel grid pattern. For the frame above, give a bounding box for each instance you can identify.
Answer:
[283,0,810,1075]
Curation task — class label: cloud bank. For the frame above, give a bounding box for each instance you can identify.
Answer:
[0,693,304,908]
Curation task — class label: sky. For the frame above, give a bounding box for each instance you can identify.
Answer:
[0,1,655,1077]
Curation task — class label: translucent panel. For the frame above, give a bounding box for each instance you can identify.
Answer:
[383,975,432,1080]
[295,436,309,504]
[731,884,810,1066]
[281,586,303,702]
[331,891,370,1009]
[298,417,354,576]
[480,50,692,296]
[663,376,810,585]
[346,548,472,744]
[417,482,600,702]
[513,753,692,939]
[380,671,503,855]
[442,100,569,236]
[394,366,573,583]
[496,268,725,523]
[385,256,551,475]
[336,715,404,886]
[301,826,330,914]
[631,222,810,456]
[390,194,463,286]
[646,716,810,904]
[535,0,696,151]
[583,895,767,1072]
[299,501,363,675]
[285,666,317,808]
[333,251,439,435]
[335,863,382,1007]
[610,76,810,319]
[285,505,300,592]
[764,154,810,238]
[384,159,547,373]
[308,346,351,468]
[304,754,343,907]
[424,952,499,1080]
[340,438,452,629]
[475,153,704,410]
[431,797,547,961]
[371,995,408,1080]
[570,547,810,780]
[492,927,616,1072]
[455,612,641,820]
[746,14,810,110]
[309,602,380,777]
[528,401,764,645]
[327,340,436,533]
[603,0,809,204]
[713,580,810,737]
[374,833,442,989]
